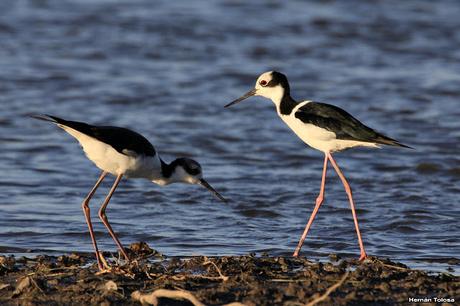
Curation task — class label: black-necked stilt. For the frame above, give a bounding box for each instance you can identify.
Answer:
[32,114,226,270]
[225,71,411,261]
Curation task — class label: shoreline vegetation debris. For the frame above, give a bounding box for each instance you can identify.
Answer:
[0,242,458,305]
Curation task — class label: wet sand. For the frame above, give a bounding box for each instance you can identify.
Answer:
[0,242,458,305]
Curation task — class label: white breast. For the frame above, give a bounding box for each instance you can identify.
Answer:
[59,125,162,178]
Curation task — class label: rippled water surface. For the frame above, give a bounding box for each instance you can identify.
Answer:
[1,0,459,273]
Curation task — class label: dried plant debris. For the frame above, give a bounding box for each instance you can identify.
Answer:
[0,242,458,305]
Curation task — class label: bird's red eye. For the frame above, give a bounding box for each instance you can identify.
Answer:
[260,80,267,86]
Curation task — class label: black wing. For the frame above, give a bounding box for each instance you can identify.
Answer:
[294,102,410,148]
[41,115,156,156]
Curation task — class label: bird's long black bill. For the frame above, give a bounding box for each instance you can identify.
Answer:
[224,89,256,108]
[199,179,227,203]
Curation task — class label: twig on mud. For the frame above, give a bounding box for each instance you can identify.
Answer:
[381,263,407,271]
[170,275,187,281]
[269,278,310,283]
[151,273,226,282]
[196,275,228,281]
[203,257,229,281]
[132,289,248,306]
[96,266,136,279]
[132,288,205,306]
[42,272,76,278]
[304,271,349,306]
[25,266,80,277]
[371,258,408,271]
[48,266,81,272]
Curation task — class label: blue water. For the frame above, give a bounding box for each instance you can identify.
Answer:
[1,0,459,274]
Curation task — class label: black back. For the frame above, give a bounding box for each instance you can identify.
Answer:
[295,102,408,147]
[48,115,156,156]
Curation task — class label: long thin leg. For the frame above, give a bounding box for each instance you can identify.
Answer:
[293,154,328,257]
[82,171,108,270]
[97,174,130,261]
[327,153,367,261]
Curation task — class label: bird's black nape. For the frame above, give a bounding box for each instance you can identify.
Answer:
[267,71,298,115]
[268,71,290,93]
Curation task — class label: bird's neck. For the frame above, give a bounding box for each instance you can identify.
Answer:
[274,90,298,116]
[160,159,174,178]
[152,159,176,185]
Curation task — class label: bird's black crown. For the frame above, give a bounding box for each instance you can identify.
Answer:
[268,71,290,93]
[171,158,202,176]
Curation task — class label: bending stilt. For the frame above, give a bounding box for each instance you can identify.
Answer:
[81,171,108,270]
[97,174,130,261]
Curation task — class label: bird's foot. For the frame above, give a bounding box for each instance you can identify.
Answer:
[119,248,131,262]
[359,252,368,261]
[96,251,111,272]
[95,267,113,275]
[95,255,104,271]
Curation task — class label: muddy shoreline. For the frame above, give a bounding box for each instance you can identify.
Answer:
[1,242,458,305]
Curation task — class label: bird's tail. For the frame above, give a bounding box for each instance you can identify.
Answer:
[31,114,67,125]
[375,135,414,149]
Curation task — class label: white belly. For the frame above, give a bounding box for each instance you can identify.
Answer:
[279,104,378,153]
[60,125,161,178]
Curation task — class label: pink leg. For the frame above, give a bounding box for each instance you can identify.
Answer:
[97,174,130,261]
[82,171,108,270]
[327,153,367,261]
[293,154,328,257]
